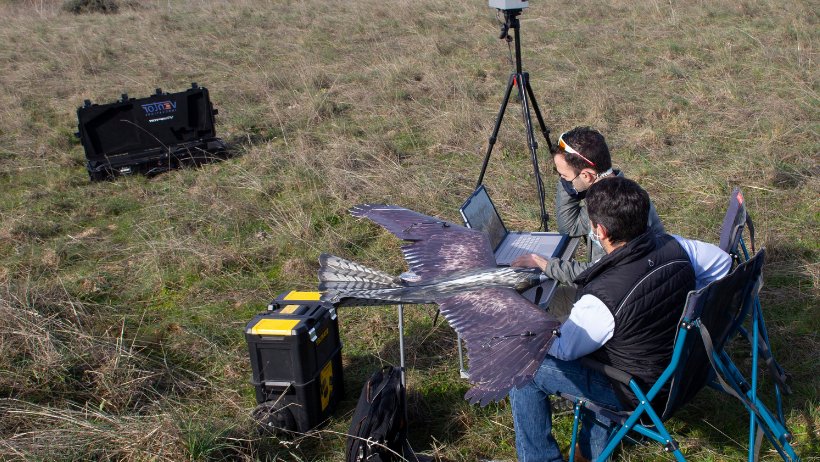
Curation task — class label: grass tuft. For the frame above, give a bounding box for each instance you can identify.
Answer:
[0,0,816,460]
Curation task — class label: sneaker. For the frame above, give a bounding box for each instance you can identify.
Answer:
[550,396,575,415]
[572,443,591,462]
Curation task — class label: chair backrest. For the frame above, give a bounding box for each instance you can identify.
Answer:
[719,188,755,255]
[661,249,766,419]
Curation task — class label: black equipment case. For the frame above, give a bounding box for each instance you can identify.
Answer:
[246,291,344,434]
[76,83,228,180]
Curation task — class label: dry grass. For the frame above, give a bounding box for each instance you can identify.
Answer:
[0,0,817,460]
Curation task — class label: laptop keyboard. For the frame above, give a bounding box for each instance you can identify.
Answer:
[497,234,542,262]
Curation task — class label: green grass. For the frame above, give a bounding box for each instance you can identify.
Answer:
[0,0,817,460]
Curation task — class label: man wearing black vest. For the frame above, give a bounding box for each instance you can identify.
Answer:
[510,177,731,462]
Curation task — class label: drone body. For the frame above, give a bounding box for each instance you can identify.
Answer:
[318,204,561,405]
[320,253,545,305]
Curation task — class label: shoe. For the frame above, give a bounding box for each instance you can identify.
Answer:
[550,396,575,415]
[572,443,591,462]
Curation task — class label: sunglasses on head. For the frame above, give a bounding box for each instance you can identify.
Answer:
[558,132,596,167]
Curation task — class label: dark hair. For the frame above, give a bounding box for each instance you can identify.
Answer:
[554,126,612,174]
[586,176,650,244]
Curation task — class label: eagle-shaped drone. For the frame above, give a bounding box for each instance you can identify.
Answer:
[318,204,561,406]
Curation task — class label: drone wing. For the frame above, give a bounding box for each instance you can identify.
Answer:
[436,287,561,406]
[349,203,559,404]
[351,204,497,281]
[350,204,459,241]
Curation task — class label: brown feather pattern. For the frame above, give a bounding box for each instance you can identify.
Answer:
[319,204,561,405]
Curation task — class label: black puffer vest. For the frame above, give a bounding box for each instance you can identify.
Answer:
[574,231,695,408]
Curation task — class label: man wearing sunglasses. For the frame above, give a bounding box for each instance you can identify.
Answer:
[512,126,665,286]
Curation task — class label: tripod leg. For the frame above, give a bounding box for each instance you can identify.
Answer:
[517,72,549,231]
[398,303,406,387]
[525,78,554,153]
[477,74,516,188]
[457,332,469,379]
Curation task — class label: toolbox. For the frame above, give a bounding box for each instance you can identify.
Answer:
[246,291,344,434]
[76,83,228,180]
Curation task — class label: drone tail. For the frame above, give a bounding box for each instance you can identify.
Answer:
[318,254,404,305]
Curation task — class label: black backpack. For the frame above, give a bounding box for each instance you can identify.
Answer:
[345,366,417,462]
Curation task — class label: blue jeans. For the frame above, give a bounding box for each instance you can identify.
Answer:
[510,356,624,462]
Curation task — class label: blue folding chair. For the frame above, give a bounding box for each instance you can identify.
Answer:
[716,189,798,462]
[559,250,774,461]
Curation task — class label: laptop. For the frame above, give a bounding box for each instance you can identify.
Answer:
[460,185,568,266]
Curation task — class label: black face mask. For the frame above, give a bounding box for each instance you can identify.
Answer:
[560,177,586,199]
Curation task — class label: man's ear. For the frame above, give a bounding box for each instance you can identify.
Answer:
[581,168,598,182]
[597,224,610,240]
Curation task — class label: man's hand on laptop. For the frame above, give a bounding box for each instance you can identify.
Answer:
[511,253,549,272]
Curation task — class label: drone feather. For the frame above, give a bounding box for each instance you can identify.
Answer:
[318,204,561,405]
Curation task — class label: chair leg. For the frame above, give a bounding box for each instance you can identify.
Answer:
[749,299,760,462]
[598,386,686,462]
[641,406,686,462]
[747,288,797,461]
[712,355,801,461]
[569,399,583,462]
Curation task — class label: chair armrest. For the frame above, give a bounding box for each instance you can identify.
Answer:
[580,357,634,386]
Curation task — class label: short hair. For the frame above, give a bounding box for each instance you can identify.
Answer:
[586,176,650,244]
[554,126,612,174]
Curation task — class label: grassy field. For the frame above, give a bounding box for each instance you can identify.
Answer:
[0,0,817,460]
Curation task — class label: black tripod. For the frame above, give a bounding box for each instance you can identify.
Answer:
[476,9,554,231]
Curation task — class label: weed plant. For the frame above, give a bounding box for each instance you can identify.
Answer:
[0,0,817,460]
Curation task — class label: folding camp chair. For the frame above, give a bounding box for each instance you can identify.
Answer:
[717,189,798,462]
[559,250,774,462]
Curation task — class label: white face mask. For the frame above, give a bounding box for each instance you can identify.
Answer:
[589,223,602,247]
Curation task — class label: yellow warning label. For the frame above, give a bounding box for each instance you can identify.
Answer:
[320,361,333,411]
[250,318,300,336]
[280,304,300,314]
[283,291,321,301]
[316,327,329,345]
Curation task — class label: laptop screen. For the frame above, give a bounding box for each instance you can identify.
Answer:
[460,185,508,251]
